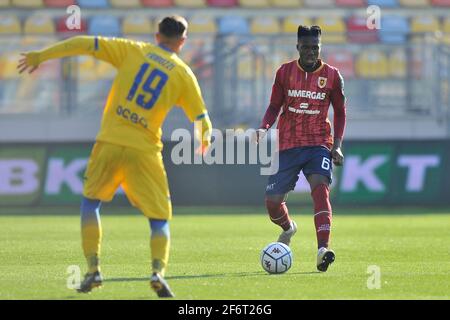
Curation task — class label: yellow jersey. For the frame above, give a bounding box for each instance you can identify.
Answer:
[27,36,210,152]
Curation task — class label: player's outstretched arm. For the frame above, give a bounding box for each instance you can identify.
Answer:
[18,36,96,74]
[194,114,212,155]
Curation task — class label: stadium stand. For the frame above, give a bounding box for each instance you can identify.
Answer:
[270,0,302,7]
[219,16,249,35]
[44,0,75,7]
[315,16,347,44]
[188,15,217,34]
[335,0,365,7]
[122,14,153,35]
[379,15,410,44]
[141,0,174,7]
[88,16,121,37]
[398,0,429,7]
[110,0,141,7]
[367,0,399,7]
[282,16,313,33]
[207,0,238,7]
[304,0,334,7]
[24,14,55,34]
[0,15,21,34]
[174,0,206,7]
[77,0,109,8]
[347,15,379,43]
[325,50,355,78]
[355,50,389,78]
[431,0,450,6]
[388,48,407,78]
[250,17,280,34]
[11,0,43,7]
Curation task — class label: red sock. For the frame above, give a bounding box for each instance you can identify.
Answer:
[265,199,292,231]
[311,184,332,249]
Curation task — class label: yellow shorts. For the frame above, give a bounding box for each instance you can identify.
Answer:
[83,141,172,220]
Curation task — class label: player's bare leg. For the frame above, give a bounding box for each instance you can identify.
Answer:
[78,197,103,293]
[307,174,335,272]
[265,194,297,246]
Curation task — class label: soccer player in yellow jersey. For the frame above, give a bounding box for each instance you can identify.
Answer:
[18,16,212,298]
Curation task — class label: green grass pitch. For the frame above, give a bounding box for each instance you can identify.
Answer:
[0,206,449,300]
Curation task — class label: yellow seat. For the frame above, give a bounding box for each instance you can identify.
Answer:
[315,16,346,43]
[270,0,302,7]
[12,0,43,7]
[355,50,389,78]
[0,0,11,7]
[239,0,270,7]
[398,0,429,7]
[411,16,441,34]
[188,16,217,34]
[24,15,55,34]
[1,53,22,79]
[282,16,313,33]
[388,49,407,78]
[174,0,206,6]
[0,15,21,34]
[250,17,280,34]
[110,0,141,7]
[122,15,153,35]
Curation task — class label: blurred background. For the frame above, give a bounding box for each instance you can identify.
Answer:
[0,0,449,208]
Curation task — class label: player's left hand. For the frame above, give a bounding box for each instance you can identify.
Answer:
[17,52,39,74]
[331,146,344,166]
[195,141,210,156]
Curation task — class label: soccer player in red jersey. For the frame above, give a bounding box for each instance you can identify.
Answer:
[256,25,346,272]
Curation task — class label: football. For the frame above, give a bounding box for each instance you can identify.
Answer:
[260,242,293,274]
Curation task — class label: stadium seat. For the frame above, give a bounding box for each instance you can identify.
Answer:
[282,16,313,33]
[410,16,441,34]
[24,15,55,34]
[315,16,346,43]
[367,0,399,7]
[1,54,23,79]
[110,0,141,7]
[347,15,379,43]
[325,50,355,78]
[141,0,174,6]
[304,0,334,7]
[56,16,87,35]
[43,0,75,6]
[77,0,109,8]
[398,0,429,7]
[388,49,406,78]
[379,16,409,44]
[238,0,270,7]
[73,56,97,81]
[250,17,280,34]
[187,16,217,34]
[0,0,10,7]
[0,15,21,34]
[122,15,153,35]
[218,16,249,35]
[88,16,121,37]
[431,0,450,6]
[12,0,43,7]
[174,0,206,6]
[270,0,302,7]
[355,50,389,78]
[207,0,237,6]
[335,0,365,7]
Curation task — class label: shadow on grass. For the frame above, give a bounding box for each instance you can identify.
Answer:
[104,270,320,283]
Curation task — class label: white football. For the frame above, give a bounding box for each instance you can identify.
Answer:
[260,242,293,274]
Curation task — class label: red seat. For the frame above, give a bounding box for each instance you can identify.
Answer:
[141,0,173,6]
[430,0,450,6]
[56,16,87,36]
[325,51,355,78]
[44,0,75,6]
[335,0,365,6]
[346,16,379,43]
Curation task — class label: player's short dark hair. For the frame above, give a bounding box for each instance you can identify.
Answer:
[297,25,322,39]
[158,15,188,39]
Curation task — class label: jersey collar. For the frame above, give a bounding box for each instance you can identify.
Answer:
[296,59,324,74]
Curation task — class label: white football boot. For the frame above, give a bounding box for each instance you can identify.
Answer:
[317,247,335,272]
[277,221,297,246]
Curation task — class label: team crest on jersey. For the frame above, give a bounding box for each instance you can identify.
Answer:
[318,77,327,88]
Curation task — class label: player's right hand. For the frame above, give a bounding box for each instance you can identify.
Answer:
[17,52,40,74]
[253,128,267,144]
